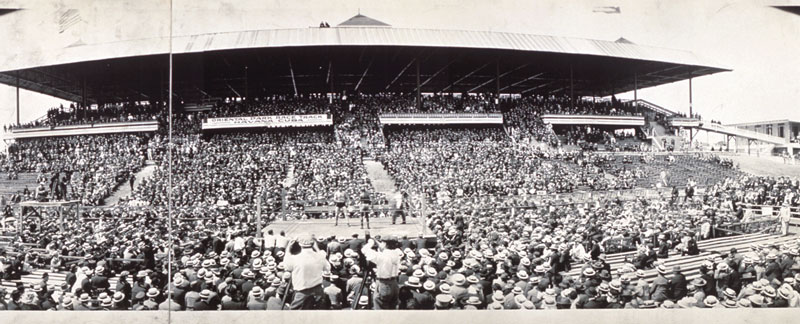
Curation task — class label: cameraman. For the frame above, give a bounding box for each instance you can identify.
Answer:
[361,235,403,309]
[284,234,331,309]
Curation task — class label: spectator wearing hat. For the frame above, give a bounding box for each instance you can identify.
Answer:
[322,273,343,309]
[194,290,215,311]
[90,266,110,295]
[703,295,723,309]
[361,235,403,309]
[111,291,130,310]
[434,294,453,310]
[143,287,160,310]
[633,270,650,302]
[764,254,782,284]
[159,292,182,311]
[247,286,267,310]
[779,250,796,281]
[650,265,671,303]
[284,233,330,309]
[670,266,688,300]
[699,262,716,297]
[58,296,73,311]
[448,273,470,308]
[399,276,422,309]
[412,280,436,310]
[583,286,608,309]
[131,272,148,305]
[73,293,91,311]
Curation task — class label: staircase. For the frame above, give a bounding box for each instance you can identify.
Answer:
[362,159,401,206]
[0,173,39,198]
[102,161,157,206]
[283,163,296,188]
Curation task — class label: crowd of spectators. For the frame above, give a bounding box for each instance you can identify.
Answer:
[1,176,798,310]
[206,96,332,118]
[129,132,290,214]
[5,103,160,131]
[3,96,800,312]
[367,93,499,114]
[3,134,148,206]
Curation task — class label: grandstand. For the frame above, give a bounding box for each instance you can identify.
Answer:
[1,9,799,315]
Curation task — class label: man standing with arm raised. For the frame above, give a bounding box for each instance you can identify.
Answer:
[361,235,403,309]
[283,233,331,310]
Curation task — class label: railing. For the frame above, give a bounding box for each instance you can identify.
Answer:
[4,120,159,139]
[541,114,645,126]
[700,123,786,144]
[715,219,780,236]
[631,99,679,117]
[379,113,504,125]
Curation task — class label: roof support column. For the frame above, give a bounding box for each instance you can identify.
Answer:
[570,64,574,111]
[634,72,638,114]
[689,73,693,118]
[244,66,249,100]
[16,72,20,125]
[416,59,421,110]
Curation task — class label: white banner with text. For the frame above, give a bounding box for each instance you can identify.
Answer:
[202,114,333,130]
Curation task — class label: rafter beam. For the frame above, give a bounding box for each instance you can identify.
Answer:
[226,84,241,97]
[521,81,556,94]
[354,56,375,92]
[385,58,416,91]
[468,63,529,93]
[288,57,298,96]
[415,56,459,92]
[500,72,545,92]
[441,61,491,93]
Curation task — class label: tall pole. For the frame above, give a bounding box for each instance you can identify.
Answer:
[245,66,249,100]
[689,76,693,118]
[16,72,20,125]
[634,72,638,113]
[167,0,174,316]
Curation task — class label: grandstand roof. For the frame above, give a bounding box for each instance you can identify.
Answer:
[0,23,729,105]
[337,14,391,27]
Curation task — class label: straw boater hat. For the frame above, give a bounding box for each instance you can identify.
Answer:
[405,276,422,288]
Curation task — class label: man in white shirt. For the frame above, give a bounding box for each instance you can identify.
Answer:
[283,233,331,310]
[361,235,403,309]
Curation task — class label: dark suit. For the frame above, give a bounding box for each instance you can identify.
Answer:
[90,275,110,293]
[193,300,213,311]
[671,272,688,300]
[727,270,742,293]
[764,261,782,283]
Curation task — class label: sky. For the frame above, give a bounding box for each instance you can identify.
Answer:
[1,0,799,132]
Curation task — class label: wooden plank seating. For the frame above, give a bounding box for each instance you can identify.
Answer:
[564,234,795,279]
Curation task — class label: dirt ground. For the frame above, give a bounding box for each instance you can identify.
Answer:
[726,154,800,178]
